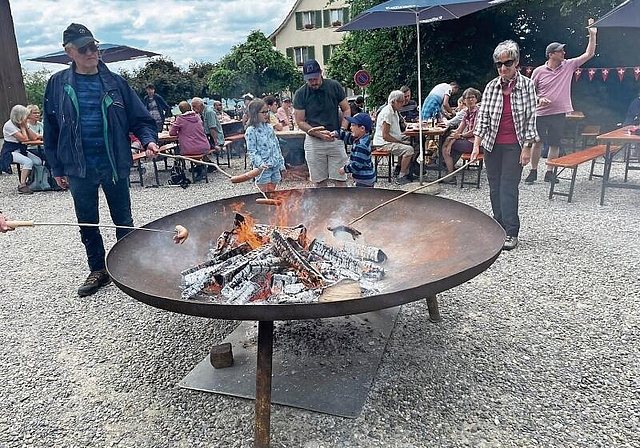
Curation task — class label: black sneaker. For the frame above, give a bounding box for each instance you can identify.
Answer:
[544,171,559,184]
[394,174,413,186]
[78,269,111,297]
[524,169,537,184]
[503,236,519,251]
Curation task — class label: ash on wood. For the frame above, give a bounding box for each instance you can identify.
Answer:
[210,343,234,369]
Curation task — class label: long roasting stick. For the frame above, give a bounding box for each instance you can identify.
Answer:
[157,152,233,178]
[6,221,175,234]
[345,161,472,226]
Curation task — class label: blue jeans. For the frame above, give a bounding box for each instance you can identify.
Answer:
[68,166,133,272]
[484,144,523,237]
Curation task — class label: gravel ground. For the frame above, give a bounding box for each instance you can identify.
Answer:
[1,154,639,448]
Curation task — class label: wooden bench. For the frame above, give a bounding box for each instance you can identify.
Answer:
[546,144,619,202]
[459,153,484,189]
[371,148,394,182]
[129,143,177,187]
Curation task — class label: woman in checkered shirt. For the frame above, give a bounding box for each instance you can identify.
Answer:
[472,40,538,251]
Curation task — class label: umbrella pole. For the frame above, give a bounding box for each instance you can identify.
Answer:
[415,13,424,185]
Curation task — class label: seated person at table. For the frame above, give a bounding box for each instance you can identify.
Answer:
[349,96,364,117]
[191,97,224,151]
[421,81,459,121]
[264,95,284,131]
[333,113,375,188]
[276,97,294,129]
[399,85,419,122]
[623,88,640,126]
[169,101,210,156]
[441,88,482,184]
[214,100,233,123]
[26,104,45,158]
[245,99,286,193]
[373,90,416,186]
[444,96,467,129]
[1,105,43,194]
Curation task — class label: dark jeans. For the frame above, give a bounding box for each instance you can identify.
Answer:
[484,143,523,237]
[68,166,133,272]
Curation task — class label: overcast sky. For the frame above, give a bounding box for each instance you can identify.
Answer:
[12,0,297,73]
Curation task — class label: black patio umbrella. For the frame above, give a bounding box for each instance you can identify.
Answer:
[337,0,512,183]
[592,0,639,28]
[28,43,160,65]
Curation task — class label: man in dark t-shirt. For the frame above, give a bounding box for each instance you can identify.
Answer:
[293,59,351,187]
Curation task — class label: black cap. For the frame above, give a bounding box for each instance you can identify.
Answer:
[303,59,322,81]
[63,23,98,48]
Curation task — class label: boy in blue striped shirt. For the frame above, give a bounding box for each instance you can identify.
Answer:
[333,113,376,187]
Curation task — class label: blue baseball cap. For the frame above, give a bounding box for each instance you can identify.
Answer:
[345,113,372,132]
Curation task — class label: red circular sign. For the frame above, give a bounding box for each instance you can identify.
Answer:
[354,70,371,87]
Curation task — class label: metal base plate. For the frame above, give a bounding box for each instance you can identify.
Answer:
[178,306,400,418]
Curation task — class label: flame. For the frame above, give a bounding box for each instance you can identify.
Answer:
[234,214,263,250]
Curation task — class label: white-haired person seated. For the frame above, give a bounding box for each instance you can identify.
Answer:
[1,104,43,194]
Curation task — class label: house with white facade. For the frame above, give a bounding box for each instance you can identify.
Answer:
[269,0,349,71]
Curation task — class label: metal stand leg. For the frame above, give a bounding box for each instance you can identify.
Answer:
[255,320,274,448]
[426,295,442,323]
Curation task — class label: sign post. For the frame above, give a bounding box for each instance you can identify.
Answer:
[353,70,371,112]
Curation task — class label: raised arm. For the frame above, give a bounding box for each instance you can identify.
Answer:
[576,18,597,65]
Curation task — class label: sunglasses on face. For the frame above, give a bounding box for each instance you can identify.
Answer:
[260,110,270,114]
[494,59,516,69]
[78,43,99,54]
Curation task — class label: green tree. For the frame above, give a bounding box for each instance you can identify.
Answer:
[23,68,51,108]
[120,57,196,106]
[208,30,303,98]
[330,0,632,127]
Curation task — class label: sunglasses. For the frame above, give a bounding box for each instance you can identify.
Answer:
[494,59,516,69]
[78,42,99,54]
[260,110,270,114]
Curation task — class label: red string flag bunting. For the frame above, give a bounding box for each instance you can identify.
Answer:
[588,68,597,81]
[617,68,626,82]
[635,67,640,81]
[574,68,582,82]
[601,68,610,82]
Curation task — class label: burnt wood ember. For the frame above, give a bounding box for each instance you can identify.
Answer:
[270,230,324,287]
[180,213,388,303]
[253,223,308,248]
[341,241,387,263]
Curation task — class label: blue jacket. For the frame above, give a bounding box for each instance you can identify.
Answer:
[43,61,158,180]
[143,92,172,123]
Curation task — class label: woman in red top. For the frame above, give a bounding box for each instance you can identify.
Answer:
[472,40,538,251]
[442,88,482,182]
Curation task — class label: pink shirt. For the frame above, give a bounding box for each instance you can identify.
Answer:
[495,93,518,145]
[531,57,581,116]
[169,111,210,156]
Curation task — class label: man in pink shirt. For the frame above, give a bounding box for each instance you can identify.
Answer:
[525,19,597,184]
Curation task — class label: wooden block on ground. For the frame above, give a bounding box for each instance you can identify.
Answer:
[210,342,234,369]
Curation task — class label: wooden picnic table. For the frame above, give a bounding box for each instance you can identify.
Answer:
[596,125,640,205]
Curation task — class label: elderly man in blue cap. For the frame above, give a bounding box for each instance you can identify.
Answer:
[43,23,159,297]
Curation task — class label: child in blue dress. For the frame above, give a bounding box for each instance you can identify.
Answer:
[244,99,286,192]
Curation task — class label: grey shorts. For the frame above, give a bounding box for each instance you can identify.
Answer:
[304,137,348,183]
[380,141,414,157]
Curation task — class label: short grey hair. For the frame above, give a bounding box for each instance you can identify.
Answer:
[493,40,520,63]
[10,104,29,125]
[388,90,405,105]
[191,97,204,108]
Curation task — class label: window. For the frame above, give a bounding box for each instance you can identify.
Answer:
[322,45,339,65]
[287,46,316,66]
[323,7,349,27]
[295,11,322,30]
